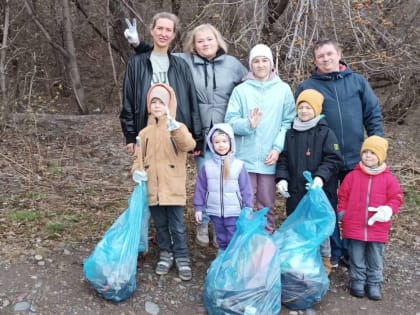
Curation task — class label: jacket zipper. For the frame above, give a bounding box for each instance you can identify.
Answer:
[220,159,224,217]
[333,84,346,168]
[364,176,372,241]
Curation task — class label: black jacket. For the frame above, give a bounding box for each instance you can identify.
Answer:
[276,118,343,215]
[120,51,202,144]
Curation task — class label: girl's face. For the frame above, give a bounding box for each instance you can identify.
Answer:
[212,134,230,156]
[150,98,167,118]
[361,150,379,168]
[194,29,218,60]
[297,102,315,122]
[251,56,271,81]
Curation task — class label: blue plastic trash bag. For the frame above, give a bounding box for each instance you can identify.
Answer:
[273,171,335,310]
[83,182,149,302]
[204,207,282,315]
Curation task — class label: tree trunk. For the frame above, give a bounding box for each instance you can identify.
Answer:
[0,0,10,129]
[62,0,87,114]
[23,0,88,114]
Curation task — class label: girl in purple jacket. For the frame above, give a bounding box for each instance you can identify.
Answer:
[193,123,253,253]
[337,136,403,301]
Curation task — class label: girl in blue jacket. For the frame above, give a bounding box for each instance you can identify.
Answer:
[225,44,296,233]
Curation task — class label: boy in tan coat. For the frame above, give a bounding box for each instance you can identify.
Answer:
[132,83,196,281]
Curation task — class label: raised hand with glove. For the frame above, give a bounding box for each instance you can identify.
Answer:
[367,205,393,226]
[276,180,290,198]
[166,108,180,131]
[124,18,140,47]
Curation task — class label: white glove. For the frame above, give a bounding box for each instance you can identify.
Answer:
[133,169,148,183]
[276,180,290,198]
[305,176,323,190]
[166,109,180,131]
[313,176,323,188]
[124,18,140,46]
[195,211,202,223]
[368,205,392,226]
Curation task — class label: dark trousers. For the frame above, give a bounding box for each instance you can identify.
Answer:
[331,169,351,259]
[209,215,238,250]
[149,205,189,258]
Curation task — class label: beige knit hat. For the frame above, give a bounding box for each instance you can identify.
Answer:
[296,89,324,117]
[149,85,170,108]
[361,135,389,165]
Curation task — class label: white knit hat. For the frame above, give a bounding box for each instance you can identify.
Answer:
[249,44,274,69]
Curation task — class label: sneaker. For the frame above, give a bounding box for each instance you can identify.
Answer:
[196,224,209,247]
[175,257,192,281]
[331,256,340,268]
[366,284,382,300]
[155,251,174,275]
[349,280,365,298]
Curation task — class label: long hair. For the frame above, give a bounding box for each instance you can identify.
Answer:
[183,23,228,54]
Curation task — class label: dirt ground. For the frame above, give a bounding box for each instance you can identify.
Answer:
[0,113,419,315]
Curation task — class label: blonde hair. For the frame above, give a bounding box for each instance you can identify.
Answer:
[184,24,228,54]
[211,130,231,180]
[150,12,179,33]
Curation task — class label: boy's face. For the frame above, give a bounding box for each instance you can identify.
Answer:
[212,134,230,156]
[361,150,379,168]
[297,102,315,122]
[150,98,167,118]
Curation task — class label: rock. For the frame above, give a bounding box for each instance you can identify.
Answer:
[145,301,160,315]
[34,255,43,261]
[14,301,31,312]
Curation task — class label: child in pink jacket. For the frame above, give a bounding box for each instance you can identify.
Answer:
[337,136,403,301]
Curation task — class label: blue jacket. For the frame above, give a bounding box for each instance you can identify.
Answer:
[296,62,383,171]
[193,123,253,217]
[225,75,296,175]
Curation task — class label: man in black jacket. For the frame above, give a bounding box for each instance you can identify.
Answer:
[120,12,202,154]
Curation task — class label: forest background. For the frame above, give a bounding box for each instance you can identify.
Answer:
[0,1,419,314]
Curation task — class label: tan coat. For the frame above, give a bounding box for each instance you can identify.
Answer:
[132,83,196,206]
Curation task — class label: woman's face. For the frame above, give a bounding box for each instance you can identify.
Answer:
[150,18,176,50]
[194,29,218,60]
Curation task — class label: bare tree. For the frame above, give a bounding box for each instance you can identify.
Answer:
[61,0,87,113]
[23,0,88,114]
[0,0,10,128]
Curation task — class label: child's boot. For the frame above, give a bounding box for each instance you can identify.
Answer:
[196,224,209,247]
[366,283,382,300]
[155,251,173,275]
[175,257,192,281]
[349,280,365,298]
[322,256,332,276]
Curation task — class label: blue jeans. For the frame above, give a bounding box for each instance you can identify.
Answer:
[347,239,384,285]
[320,237,331,257]
[195,149,213,226]
[149,205,189,258]
[330,219,343,258]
